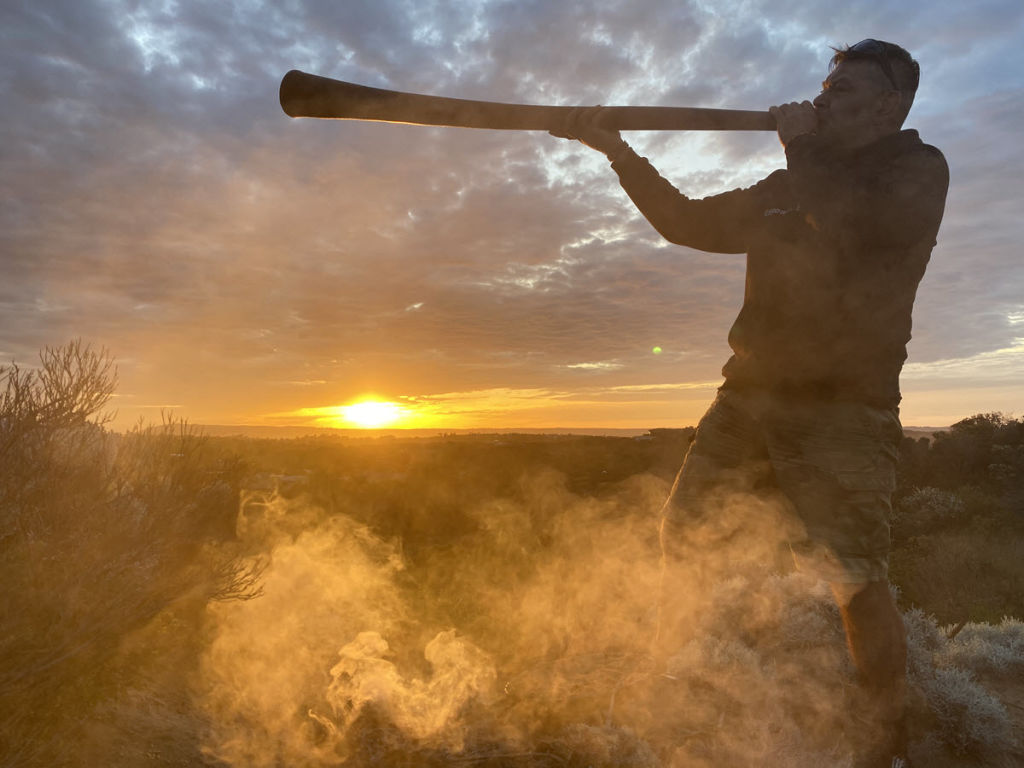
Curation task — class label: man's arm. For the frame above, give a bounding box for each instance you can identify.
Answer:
[551,107,764,254]
[609,150,769,253]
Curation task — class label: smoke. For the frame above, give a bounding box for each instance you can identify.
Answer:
[198,504,409,766]
[320,629,496,751]
[194,469,883,767]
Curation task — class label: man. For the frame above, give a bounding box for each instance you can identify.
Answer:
[552,40,948,768]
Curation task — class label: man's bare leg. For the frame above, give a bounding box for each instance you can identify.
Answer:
[832,580,909,765]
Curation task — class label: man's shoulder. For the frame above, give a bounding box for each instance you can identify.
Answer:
[752,168,793,193]
[859,130,948,195]
[893,129,947,166]
[894,130,949,186]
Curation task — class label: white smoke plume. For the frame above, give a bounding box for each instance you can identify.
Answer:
[199,506,409,765]
[198,473,676,764]
[194,469,1020,767]
[321,629,496,749]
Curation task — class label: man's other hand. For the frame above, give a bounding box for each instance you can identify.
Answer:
[770,101,818,147]
[549,106,630,160]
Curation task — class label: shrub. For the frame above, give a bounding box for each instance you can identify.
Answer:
[893,486,965,538]
[941,617,1024,675]
[923,667,1013,757]
[0,342,260,765]
[903,608,1018,760]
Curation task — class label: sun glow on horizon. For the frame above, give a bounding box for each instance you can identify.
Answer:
[341,400,405,428]
[292,399,411,429]
[274,382,724,432]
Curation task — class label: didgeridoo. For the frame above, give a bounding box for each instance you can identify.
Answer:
[279,70,777,132]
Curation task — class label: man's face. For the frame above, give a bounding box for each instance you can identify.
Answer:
[812,60,895,150]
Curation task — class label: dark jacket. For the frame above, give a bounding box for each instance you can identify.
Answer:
[611,129,949,407]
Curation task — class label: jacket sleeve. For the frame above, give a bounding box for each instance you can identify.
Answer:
[784,134,949,248]
[609,147,776,254]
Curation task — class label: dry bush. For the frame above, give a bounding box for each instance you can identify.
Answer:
[940,617,1024,675]
[890,528,1024,624]
[903,608,1021,764]
[892,486,966,538]
[0,342,261,766]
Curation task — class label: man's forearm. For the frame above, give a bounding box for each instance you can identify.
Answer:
[554,106,751,252]
[602,138,632,164]
[610,149,751,254]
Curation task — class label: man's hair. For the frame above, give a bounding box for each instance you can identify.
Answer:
[830,39,920,124]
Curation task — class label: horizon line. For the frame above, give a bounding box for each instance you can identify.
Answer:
[123,423,951,438]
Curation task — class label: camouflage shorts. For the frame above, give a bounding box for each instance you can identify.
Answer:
[663,388,902,583]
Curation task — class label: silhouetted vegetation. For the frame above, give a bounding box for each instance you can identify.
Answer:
[892,412,1024,624]
[0,342,260,766]
[1,342,1020,766]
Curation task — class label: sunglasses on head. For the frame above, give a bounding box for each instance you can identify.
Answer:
[847,39,900,91]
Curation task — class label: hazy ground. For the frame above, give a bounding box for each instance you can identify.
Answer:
[3,412,1022,766]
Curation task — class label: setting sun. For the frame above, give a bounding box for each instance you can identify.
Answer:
[340,400,405,428]
[283,398,439,430]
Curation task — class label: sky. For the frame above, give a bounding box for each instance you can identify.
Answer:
[2,0,1023,431]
